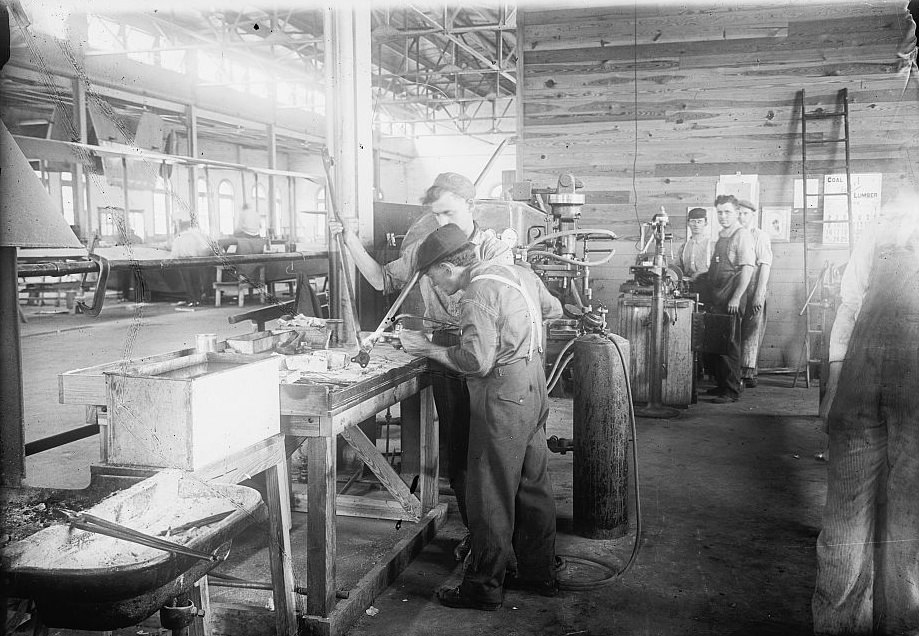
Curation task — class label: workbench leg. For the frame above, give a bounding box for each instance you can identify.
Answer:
[399,392,421,478]
[189,575,213,636]
[416,386,438,513]
[266,457,299,636]
[306,436,337,617]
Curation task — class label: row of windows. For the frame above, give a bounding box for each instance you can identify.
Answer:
[44,170,328,244]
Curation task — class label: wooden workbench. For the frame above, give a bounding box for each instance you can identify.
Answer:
[59,342,445,636]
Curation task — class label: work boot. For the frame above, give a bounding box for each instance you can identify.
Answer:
[435,586,501,611]
[504,576,559,597]
[453,533,472,562]
[743,377,758,388]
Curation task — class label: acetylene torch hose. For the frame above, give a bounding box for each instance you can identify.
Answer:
[525,228,619,268]
[555,334,642,591]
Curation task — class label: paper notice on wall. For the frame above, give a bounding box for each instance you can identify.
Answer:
[822,173,882,245]
[793,178,820,209]
[716,174,760,209]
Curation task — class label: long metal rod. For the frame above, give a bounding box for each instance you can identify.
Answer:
[12,135,324,184]
[321,147,364,350]
[25,424,99,456]
[63,510,219,562]
[18,251,326,278]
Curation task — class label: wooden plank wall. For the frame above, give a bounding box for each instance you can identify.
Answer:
[518,2,919,369]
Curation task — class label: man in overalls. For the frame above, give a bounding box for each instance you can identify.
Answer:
[703,194,756,403]
[812,178,919,635]
[331,173,509,560]
[400,223,563,611]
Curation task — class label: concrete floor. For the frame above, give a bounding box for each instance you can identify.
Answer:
[16,298,828,635]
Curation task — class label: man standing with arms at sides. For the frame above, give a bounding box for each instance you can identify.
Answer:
[329,173,509,561]
[676,207,713,286]
[812,166,919,636]
[703,194,756,403]
[399,223,562,610]
[736,199,772,388]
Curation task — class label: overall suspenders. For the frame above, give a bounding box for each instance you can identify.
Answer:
[470,268,542,362]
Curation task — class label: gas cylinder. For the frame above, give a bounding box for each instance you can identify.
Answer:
[572,333,631,539]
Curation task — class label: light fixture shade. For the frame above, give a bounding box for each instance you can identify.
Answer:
[1,119,85,248]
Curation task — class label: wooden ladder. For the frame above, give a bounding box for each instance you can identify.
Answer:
[793,88,854,390]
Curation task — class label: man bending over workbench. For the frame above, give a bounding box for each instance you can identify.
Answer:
[400,223,563,610]
[329,173,509,561]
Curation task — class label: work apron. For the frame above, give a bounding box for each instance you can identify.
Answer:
[704,229,747,397]
[813,241,919,635]
[458,271,557,604]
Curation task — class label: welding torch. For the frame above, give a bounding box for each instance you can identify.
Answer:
[351,270,421,367]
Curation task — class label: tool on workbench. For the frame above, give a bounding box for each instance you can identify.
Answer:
[58,508,220,562]
[321,147,365,356]
[351,269,422,366]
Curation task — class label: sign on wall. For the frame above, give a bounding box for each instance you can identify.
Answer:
[821,173,882,245]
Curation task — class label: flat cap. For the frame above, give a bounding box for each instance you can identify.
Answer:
[735,198,757,211]
[432,172,476,200]
[687,207,708,220]
[415,223,471,272]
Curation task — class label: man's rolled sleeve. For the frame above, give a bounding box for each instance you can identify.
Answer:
[828,227,876,362]
[536,277,563,319]
[754,232,773,267]
[447,297,499,377]
[381,242,417,295]
[735,229,757,268]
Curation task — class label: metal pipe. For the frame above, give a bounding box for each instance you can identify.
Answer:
[17,251,326,278]
[25,424,99,456]
[474,137,509,187]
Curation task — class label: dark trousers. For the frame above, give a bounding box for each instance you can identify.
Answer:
[460,357,557,604]
[179,267,207,304]
[711,310,742,398]
[430,330,470,528]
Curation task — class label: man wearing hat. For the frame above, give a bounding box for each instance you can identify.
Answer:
[736,199,772,388]
[676,207,713,285]
[399,223,562,610]
[330,172,509,559]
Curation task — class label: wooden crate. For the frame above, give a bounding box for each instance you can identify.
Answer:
[105,353,281,470]
[616,296,695,407]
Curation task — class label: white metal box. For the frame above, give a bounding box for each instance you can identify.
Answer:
[105,352,280,470]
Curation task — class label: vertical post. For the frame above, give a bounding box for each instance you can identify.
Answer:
[266,455,298,636]
[72,79,87,238]
[399,392,421,479]
[288,177,297,245]
[324,5,373,343]
[187,105,199,228]
[417,385,437,512]
[0,248,24,487]
[267,124,278,238]
[515,12,526,179]
[306,435,337,616]
[121,156,130,236]
[68,13,92,237]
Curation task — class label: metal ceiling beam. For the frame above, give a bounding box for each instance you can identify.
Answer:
[82,38,324,56]
[407,6,515,85]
